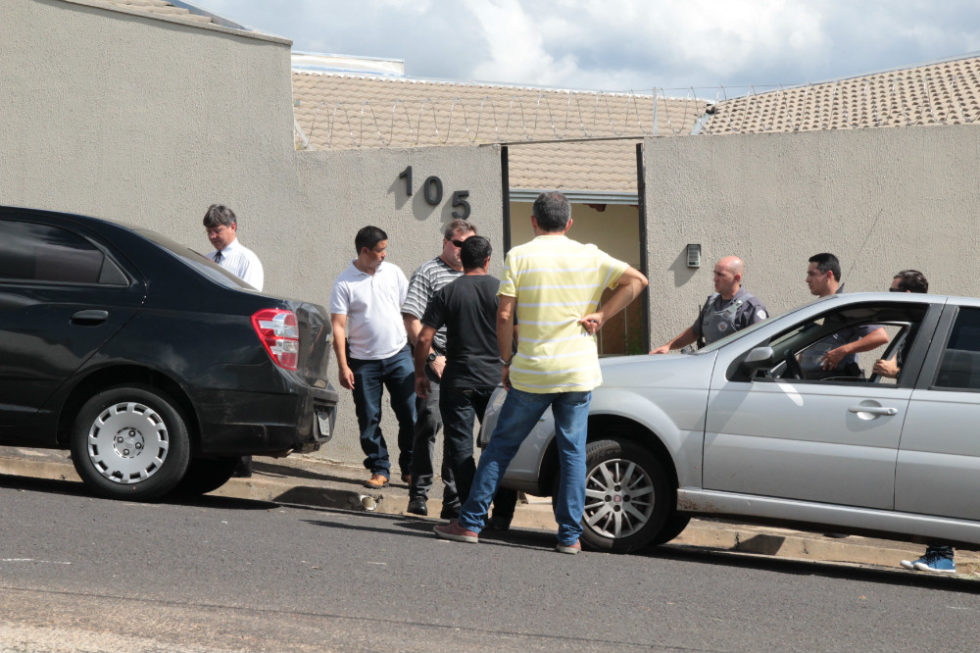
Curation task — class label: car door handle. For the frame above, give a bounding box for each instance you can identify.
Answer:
[848,405,897,416]
[71,309,109,325]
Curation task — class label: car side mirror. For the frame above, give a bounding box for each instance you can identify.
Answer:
[742,346,775,371]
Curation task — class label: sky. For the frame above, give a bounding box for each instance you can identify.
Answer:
[189,0,980,95]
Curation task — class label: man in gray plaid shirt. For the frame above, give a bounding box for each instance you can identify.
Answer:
[401,219,477,517]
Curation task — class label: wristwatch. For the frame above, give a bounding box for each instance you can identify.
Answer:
[498,356,512,367]
[427,352,437,363]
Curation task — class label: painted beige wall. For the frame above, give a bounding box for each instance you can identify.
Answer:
[510,201,646,355]
[643,126,980,346]
[1,0,296,232]
[508,201,641,267]
[1,0,503,467]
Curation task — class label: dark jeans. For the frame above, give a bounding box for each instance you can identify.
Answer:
[349,346,416,477]
[441,385,516,520]
[410,366,458,505]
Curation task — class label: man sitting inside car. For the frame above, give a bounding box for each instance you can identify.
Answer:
[800,253,888,379]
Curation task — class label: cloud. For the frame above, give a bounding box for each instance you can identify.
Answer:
[192,0,980,93]
[463,0,581,87]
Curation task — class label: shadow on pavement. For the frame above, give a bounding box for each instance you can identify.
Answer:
[648,543,980,594]
[301,512,560,553]
[253,460,364,485]
[0,472,275,510]
[0,473,88,496]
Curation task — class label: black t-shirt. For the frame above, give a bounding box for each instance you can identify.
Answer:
[421,274,501,390]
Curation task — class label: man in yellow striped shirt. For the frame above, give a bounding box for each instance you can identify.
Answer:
[435,191,648,553]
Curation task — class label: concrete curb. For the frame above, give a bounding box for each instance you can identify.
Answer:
[1,449,977,576]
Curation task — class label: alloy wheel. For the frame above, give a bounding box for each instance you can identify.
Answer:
[583,457,656,539]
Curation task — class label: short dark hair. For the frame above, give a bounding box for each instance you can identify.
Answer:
[808,252,841,282]
[532,191,571,232]
[203,204,236,228]
[894,269,928,293]
[460,236,492,270]
[355,225,387,254]
[444,219,476,240]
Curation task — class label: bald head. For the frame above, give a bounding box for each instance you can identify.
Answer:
[713,256,744,299]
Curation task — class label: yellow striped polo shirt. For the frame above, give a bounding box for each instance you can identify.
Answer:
[499,234,628,393]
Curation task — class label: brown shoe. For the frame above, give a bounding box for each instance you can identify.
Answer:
[434,520,479,544]
[364,473,389,489]
[555,540,581,555]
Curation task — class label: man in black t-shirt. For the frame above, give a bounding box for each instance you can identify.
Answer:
[414,236,516,527]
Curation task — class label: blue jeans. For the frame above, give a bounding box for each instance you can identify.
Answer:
[457,388,591,546]
[349,346,416,477]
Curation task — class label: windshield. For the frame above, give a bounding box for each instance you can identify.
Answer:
[695,298,831,353]
[133,228,259,292]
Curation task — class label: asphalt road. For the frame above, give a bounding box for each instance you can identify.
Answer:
[1,474,978,653]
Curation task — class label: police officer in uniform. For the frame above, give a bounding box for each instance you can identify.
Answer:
[650,256,768,354]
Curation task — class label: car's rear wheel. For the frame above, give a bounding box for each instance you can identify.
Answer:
[168,456,239,498]
[70,385,191,500]
[580,438,673,553]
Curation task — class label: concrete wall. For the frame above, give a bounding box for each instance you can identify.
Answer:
[1,0,503,467]
[643,126,980,345]
[1,0,296,231]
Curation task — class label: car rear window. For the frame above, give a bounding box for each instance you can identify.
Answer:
[935,307,980,390]
[133,228,259,292]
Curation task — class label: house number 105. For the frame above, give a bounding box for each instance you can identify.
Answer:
[398,166,471,219]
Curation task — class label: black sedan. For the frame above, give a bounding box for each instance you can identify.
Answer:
[0,206,337,500]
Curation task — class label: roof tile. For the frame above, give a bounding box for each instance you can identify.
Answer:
[704,55,980,134]
[291,72,705,192]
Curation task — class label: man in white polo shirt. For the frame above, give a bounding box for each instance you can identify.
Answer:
[330,226,416,489]
[203,204,264,290]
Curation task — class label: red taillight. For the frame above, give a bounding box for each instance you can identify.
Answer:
[251,309,299,370]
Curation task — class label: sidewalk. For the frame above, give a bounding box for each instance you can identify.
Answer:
[1,446,977,576]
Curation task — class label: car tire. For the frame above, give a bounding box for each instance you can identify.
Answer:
[168,456,239,498]
[70,385,191,500]
[649,512,692,546]
[580,438,673,553]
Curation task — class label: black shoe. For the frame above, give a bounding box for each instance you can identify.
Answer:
[487,513,512,532]
[231,455,253,478]
[440,503,460,520]
[407,497,428,516]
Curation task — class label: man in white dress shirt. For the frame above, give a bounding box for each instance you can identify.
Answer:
[202,204,265,478]
[203,204,264,291]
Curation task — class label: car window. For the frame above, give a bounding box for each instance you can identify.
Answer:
[754,302,927,384]
[132,228,258,291]
[0,220,126,285]
[695,300,814,354]
[934,307,980,391]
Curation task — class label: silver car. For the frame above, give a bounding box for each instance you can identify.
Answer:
[480,292,980,553]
